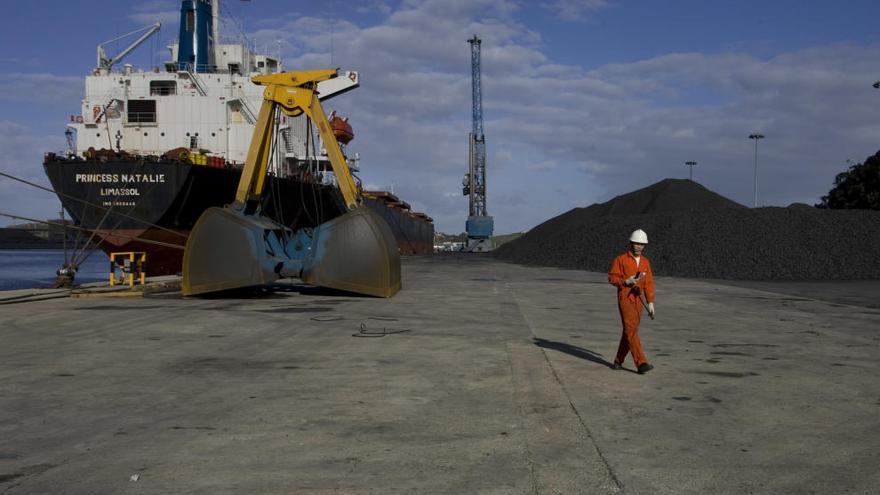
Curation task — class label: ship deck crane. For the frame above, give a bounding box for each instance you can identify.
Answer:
[462,35,494,252]
[181,69,400,297]
[97,22,162,71]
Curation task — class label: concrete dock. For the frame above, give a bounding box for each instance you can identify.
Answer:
[1,254,878,494]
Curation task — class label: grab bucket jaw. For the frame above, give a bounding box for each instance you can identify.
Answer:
[181,207,290,296]
[303,206,401,298]
[181,205,401,298]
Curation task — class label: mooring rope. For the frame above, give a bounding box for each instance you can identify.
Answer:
[0,171,188,239]
[0,212,185,250]
[72,174,172,266]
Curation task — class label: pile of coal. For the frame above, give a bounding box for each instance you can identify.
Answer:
[494,179,880,280]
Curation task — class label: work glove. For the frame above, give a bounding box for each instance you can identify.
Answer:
[647,302,655,317]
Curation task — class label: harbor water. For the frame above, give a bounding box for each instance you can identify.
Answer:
[0,249,111,290]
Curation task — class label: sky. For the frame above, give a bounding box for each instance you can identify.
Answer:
[1,0,879,234]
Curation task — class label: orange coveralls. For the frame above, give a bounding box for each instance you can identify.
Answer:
[608,252,655,367]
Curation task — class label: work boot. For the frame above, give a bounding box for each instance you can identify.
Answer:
[637,363,654,374]
[610,362,622,370]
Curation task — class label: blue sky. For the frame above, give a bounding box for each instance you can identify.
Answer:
[1,0,879,233]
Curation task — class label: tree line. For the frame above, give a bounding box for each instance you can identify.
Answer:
[817,151,880,210]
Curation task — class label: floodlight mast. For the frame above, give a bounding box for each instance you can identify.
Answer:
[749,133,765,208]
[685,161,697,181]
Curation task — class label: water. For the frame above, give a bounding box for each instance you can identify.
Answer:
[0,249,111,290]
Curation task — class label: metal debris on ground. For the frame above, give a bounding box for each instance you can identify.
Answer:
[352,322,411,338]
[311,315,345,322]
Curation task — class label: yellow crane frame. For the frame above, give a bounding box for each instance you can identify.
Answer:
[234,69,360,212]
[181,69,401,298]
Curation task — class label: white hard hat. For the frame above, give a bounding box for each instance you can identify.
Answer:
[629,229,648,244]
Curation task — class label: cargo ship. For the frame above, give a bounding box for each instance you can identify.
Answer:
[43,0,432,276]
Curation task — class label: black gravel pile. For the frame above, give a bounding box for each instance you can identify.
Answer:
[495,179,880,280]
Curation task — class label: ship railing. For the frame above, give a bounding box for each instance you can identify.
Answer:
[187,69,208,96]
[162,62,240,75]
[127,112,157,124]
[234,87,258,124]
[102,63,242,76]
[149,87,175,96]
[85,87,123,125]
[167,62,220,74]
[173,63,208,96]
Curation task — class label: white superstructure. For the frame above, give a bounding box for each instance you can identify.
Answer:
[67,1,359,177]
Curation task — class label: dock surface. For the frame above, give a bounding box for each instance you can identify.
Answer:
[1,255,879,494]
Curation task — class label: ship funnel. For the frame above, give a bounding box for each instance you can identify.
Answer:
[182,206,401,298]
[177,0,215,71]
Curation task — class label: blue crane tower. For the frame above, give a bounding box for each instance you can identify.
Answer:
[462,35,494,252]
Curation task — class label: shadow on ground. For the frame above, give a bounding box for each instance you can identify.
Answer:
[179,283,367,300]
[533,337,617,369]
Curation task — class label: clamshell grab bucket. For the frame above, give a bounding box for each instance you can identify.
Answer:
[181,205,400,298]
[303,206,401,298]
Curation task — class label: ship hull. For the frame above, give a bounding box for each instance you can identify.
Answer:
[44,156,432,275]
[363,196,434,255]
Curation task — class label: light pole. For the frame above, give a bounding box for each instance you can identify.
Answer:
[685,161,697,181]
[749,133,764,208]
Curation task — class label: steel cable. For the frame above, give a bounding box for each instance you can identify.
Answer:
[0,213,184,250]
[72,172,166,266]
[0,171,188,239]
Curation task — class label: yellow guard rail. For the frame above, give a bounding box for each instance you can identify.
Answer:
[109,252,146,287]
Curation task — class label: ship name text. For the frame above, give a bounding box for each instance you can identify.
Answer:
[75,173,166,183]
[100,188,140,196]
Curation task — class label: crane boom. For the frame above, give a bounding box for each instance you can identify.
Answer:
[97,22,162,70]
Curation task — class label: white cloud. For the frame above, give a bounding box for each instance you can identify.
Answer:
[5,1,876,234]
[355,1,393,16]
[541,0,614,20]
[0,122,66,226]
[525,161,557,171]
[0,73,83,105]
[242,0,880,233]
[128,1,179,27]
[129,11,180,27]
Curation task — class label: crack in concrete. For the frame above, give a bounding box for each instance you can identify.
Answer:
[506,281,624,494]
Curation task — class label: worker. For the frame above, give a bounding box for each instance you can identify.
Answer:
[608,229,655,374]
